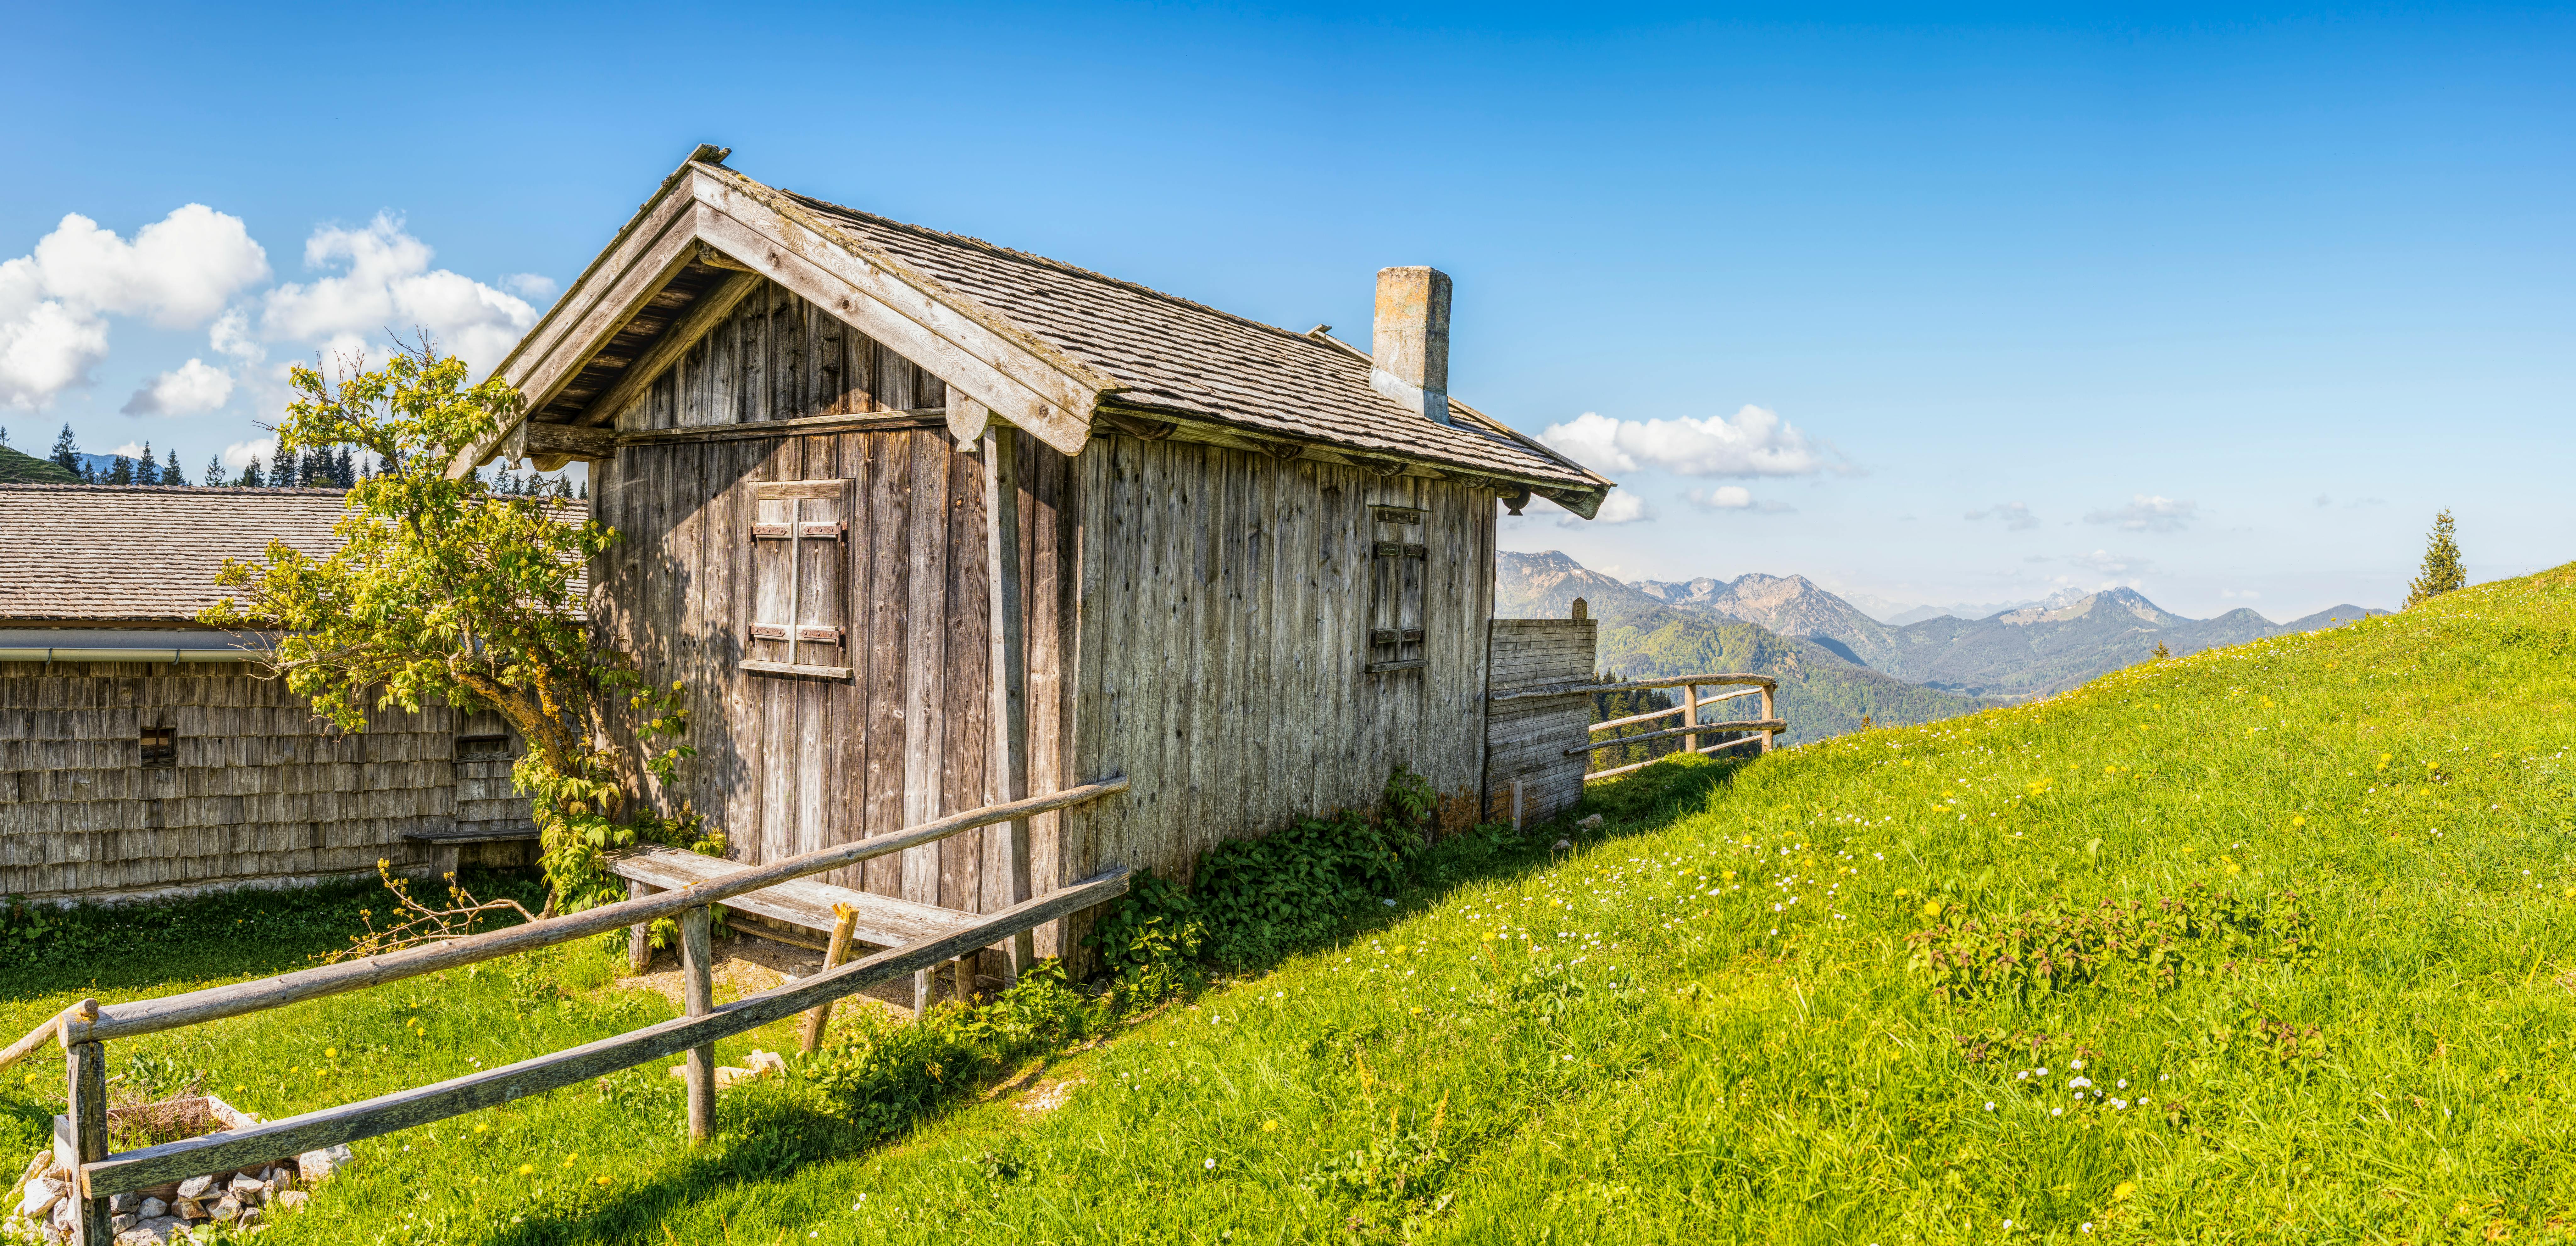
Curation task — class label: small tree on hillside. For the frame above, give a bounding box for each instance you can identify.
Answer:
[49,425,77,473]
[204,346,713,913]
[2405,509,2466,608]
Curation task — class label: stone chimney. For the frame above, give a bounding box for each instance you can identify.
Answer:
[1369,266,1451,425]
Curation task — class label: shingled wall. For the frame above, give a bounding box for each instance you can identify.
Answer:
[0,660,487,903]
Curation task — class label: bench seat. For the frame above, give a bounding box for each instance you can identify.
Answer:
[600,843,978,950]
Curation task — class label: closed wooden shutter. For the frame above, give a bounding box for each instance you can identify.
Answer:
[744,479,853,679]
[1366,504,1427,673]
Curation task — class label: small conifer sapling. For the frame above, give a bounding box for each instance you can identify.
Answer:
[2405,509,2466,608]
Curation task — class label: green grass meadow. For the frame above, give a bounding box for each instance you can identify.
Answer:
[8,567,2576,1243]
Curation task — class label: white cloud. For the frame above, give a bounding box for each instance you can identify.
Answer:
[1966,502,2040,531]
[222,437,277,469]
[110,441,146,459]
[500,273,558,302]
[209,309,263,363]
[1571,489,1654,527]
[2084,494,2198,533]
[263,213,537,375]
[121,358,235,416]
[2071,549,2152,574]
[1539,405,1826,477]
[0,205,268,409]
[1684,485,1794,513]
[0,302,109,411]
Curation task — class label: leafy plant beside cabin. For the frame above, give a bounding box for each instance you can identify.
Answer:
[201,347,716,919]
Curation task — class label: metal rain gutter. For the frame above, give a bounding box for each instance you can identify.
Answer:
[0,628,273,664]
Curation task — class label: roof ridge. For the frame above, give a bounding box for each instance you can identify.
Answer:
[782,190,1352,360]
[0,484,352,495]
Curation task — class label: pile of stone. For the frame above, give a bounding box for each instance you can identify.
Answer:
[5,1102,353,1246]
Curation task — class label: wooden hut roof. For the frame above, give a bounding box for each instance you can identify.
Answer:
[0,485,350,624]
[464,149,1614,515]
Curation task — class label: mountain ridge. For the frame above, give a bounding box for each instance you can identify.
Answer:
[1499,550,2391,700]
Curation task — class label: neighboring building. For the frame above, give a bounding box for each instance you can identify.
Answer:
[0,485,535,903]
[453,147,1615,962]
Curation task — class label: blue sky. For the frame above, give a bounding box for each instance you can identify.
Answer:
[5,3,2568,618]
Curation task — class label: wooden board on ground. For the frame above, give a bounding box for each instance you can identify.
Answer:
[601,843,978,949]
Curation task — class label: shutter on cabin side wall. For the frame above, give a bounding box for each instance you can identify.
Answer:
[1366,503,1427,673]
[746,480,853,679]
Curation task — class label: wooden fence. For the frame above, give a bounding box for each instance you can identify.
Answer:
[1487,673,1783,782]
[0,778,1130,1246]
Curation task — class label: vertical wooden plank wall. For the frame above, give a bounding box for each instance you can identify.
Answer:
[1058,435,1498,905]
[0,662,470,902]
[1480,618,1597,825]
[592,278,1078,954]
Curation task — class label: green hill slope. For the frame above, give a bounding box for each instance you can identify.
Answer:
[43,569,2571,1243]
[0,444,76,483]
[665,565,2566,1241]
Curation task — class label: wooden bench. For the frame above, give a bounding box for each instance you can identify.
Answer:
[602,844,985,1012]
[401,827,541,879]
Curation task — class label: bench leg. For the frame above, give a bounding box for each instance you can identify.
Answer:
[626,879,659,974]
[680,906,715,1144]
[913,968,932,1017]
[428,842,461,882]
[799,904,856,1054]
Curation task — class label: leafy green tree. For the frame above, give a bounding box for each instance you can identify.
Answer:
[2405,509,2466,608]
[50,425,78,473]
[236,456,265,487]
[204,347,712,912]
[104,455,133,486]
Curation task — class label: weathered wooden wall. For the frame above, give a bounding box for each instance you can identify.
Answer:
[1481,618,1597,826]
[0,662,482,902]
[1057,435,1498,898]
[594,395,1073,951]
[621,279,947,431]
[591,279,1513,966]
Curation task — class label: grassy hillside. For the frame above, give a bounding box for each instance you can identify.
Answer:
[0,445,76,483]
[6,569,2573,1243]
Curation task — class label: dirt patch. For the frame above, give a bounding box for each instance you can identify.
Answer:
[610,930,918,1030]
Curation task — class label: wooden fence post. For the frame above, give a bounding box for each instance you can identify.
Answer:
[67,1038,110,1246]
[626,879,659,974]
[679,906,714,1144]
[1758,687,1776,754]
[983,424,1035,983]
[799,904,857,1054]
[1682,683,1700,754]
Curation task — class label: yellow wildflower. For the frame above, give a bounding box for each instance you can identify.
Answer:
[2113,1181,2136,1201]
[518,1164,535,1176]
[1919,900,1942,919]
[595,1175,614,1187]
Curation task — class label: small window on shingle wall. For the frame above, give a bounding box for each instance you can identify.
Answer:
[1366,505,1427,673]
[139,726,176,769]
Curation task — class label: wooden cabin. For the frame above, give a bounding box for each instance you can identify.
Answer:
[0,485,538,903]
[455,146,1613,960]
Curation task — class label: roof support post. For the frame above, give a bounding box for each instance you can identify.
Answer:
[982,423,1035,982]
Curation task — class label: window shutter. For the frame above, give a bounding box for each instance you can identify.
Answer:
[1366,504,1427,673]
[745,479,853,679]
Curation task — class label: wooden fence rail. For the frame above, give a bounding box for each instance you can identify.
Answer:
[1559,673,1785,781]
[4,777,1132,1245]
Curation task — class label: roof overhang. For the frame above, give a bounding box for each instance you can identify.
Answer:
[450,149,1119,477]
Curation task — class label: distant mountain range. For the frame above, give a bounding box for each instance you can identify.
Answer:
[1500,550,2391,706]
[1496,552,1994,743]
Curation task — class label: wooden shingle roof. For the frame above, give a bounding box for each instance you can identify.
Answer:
[782,189,1606,490]
[474,152,1613,513]
[0,485,350,624]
